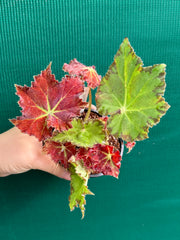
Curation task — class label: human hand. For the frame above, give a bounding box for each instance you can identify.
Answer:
[0,127,71,180]
[0,87,96,179]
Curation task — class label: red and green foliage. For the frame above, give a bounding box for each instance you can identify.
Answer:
[11,38,170,218]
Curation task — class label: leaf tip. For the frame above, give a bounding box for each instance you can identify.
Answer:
[124,37,129,42]
[9,118,15,125]
[161,63,166,68]
[88,190,95,196]
[81,210,85,219]
[14,84,21,91]
[165,102,171,112]
[47,61,52,69]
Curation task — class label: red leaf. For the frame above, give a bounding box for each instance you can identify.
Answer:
[43,141,77,168]
[63,59,101,89]
[10,63,86,141]
[125,141,136,153]
[76,144,122,178]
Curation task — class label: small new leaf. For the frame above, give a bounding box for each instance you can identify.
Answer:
[69,157,93,218]
[52,119,106,148]
[63,59,101,89]
[125,141,136,153]
[96,38,170,142]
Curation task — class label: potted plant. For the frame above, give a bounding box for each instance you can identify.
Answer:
[10,38,170,218]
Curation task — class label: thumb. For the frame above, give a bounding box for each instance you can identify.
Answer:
[33,154,71,180]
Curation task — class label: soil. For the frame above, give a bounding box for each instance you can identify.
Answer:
[79,108,122,152]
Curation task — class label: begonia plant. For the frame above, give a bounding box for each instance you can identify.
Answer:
[10,38,170,218]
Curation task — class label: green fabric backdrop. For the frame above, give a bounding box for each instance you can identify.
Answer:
[0,0,179,239]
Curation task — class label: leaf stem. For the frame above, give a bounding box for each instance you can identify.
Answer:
[84,87,92,122]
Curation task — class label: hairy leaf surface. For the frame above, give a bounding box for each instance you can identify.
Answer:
[10,63,86,141]
[52,119,106,147]
[96,38,170,142]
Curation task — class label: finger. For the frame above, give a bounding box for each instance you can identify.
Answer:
[34,155,71,180]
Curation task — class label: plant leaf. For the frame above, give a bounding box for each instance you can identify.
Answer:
[76,144,122,178]
[69,157,93,218]
[96,38,170,142]
[125,141,136,153]
[43,141,76,168]
[63,58,101,89]
[52,119,106,148]
[10,63,86,141]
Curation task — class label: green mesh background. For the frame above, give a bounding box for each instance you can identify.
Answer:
[0,1,179,239]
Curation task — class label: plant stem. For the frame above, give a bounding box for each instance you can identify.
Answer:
[84,87,92,122]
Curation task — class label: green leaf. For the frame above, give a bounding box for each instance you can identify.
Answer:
[52,118,105,147]
[96,38,170,142]
[69,157,94,218]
